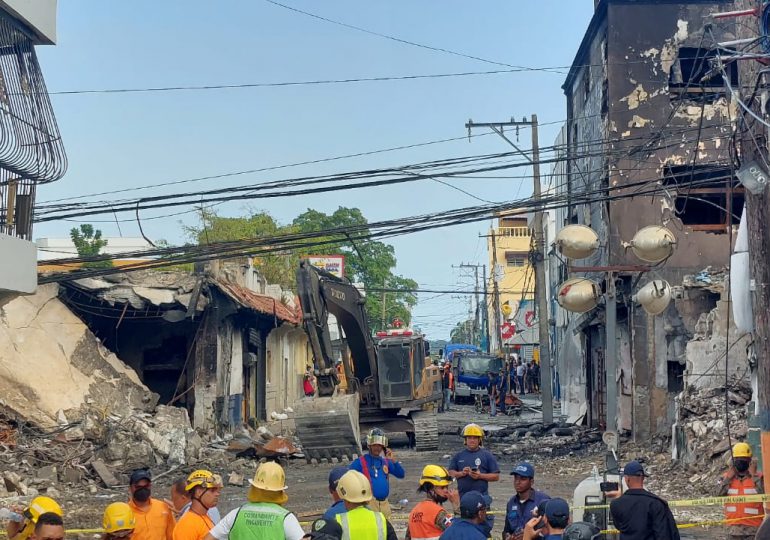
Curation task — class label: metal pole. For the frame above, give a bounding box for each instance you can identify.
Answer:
[605,272,618,434]
[483,264,491,353]
[490,231,502,352]
[531,114,554,425]
[381,278,387,331]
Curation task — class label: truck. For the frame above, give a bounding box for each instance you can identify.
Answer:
[292,261,442,462]
[451,351,504,401]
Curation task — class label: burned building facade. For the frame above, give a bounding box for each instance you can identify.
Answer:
[555,0,742,439]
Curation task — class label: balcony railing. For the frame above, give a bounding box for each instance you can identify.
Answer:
[497,227,532,238]
[0,11,67,240]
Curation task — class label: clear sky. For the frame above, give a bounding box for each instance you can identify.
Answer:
[35,1,595,340]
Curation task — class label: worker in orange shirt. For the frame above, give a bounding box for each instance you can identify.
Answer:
[128,469,175,540]
[173,471,222,540]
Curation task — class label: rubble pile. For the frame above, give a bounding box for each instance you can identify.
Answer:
[487,423,604,459]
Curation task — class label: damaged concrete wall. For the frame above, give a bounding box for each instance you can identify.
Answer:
[0,284,158,427]
[265,325,311,418]
[684,280,750,390]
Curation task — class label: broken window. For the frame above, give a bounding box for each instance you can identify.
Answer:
[662,164,744,233]
[668,47,736,101]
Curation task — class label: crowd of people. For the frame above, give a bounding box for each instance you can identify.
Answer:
[5,427,762,540]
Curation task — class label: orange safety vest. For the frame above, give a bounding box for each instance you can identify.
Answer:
[408,500,447,540]
[724,473,765,527]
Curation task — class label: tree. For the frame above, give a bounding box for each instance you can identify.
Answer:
[450,319,475,344]
[184,206,417,331]
[70,224,112,269]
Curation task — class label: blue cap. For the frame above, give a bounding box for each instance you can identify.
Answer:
[510,462,535,478]
[545,498,570,521]
[460,491,487,518]
[328,466,348,489]
[622,460,648,477]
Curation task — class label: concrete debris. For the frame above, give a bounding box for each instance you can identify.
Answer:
[91,460,118,488]
[227,472,244,486]
[665,382,751,496]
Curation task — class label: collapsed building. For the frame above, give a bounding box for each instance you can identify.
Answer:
[550,0,748,444]
[0,258,313,473]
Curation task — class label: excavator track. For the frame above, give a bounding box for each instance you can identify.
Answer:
[411,410,439,451]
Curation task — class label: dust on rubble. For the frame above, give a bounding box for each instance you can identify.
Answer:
[0,396,742,539]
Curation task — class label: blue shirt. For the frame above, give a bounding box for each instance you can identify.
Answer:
[179,502,221,524]
[502,489,551,535]
[322,500,346,521]
[438,519,491,540]
[448,448,500,496]
[349,454,405,501]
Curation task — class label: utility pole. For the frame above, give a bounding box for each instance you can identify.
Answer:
[490,231,503,352]
[458,263,483,346]
[482,264,490,353]
[729,0,770,496]
[466,115,553,424]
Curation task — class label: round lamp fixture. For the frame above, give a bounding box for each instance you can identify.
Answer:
[627,226,676,263]
[554,225,600,260]
[556,278,601,313]
[633,280,672,315]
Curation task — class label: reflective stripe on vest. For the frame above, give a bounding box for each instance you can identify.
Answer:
[408,500,444,540]
[724,475,765,528]
[336,507,385,540]
[229,502,288,540]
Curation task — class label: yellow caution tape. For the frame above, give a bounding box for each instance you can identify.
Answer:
[576,492,770,510]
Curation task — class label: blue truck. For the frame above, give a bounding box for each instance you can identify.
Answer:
[441,345,504,401]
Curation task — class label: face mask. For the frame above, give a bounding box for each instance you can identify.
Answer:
[735,459,750,473]
[133,487,151,502]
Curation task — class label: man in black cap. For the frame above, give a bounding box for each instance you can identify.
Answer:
[322,467,348,521]
[606,460,679,540]
[503,462,551,540]
[523,498,570,540]
[438,491,491,540]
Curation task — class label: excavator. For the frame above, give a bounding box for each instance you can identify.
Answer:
[293,260,442,462]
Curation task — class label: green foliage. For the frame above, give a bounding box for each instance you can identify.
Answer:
[184,206,417,331]
[450,319,475,344]
[69,224,112,269]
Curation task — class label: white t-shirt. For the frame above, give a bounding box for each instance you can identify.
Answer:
[516,365,525,376]
[209,506,304,540]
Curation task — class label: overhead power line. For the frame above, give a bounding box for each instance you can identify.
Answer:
[262,0,565,74]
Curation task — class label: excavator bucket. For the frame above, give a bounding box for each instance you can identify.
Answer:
[292,393,362,463]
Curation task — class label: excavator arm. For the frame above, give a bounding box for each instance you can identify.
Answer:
[296,260,378,398]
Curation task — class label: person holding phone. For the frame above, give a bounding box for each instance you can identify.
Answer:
[447,424,500,498]
[503,463,551,540]
[349,428,405,520]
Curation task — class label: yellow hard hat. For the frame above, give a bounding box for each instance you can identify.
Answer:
[249,462,287,492]
[462,423,484,438]
[102,502,136,534]
[419,465,451,487]
[25,496,63,522]
[733,442,752,458]
[186,469,223,492]
[336,470,372,503]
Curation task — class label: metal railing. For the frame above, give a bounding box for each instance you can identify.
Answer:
[497,227,532,238]
[0,11,67,240]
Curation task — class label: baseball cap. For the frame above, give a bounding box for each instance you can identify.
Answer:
[510,462,535,478]
[328,466,348,490]
[622,460,649,477]
[129,469,152,485]
[545,498,570,521]
[460,491,487,518]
